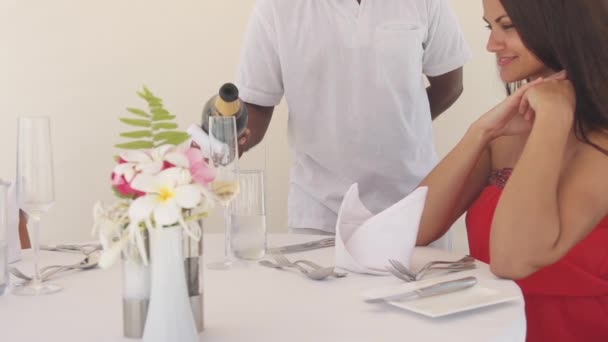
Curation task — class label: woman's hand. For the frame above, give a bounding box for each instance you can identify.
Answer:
[519,77,575,129]
[473,78,544,140]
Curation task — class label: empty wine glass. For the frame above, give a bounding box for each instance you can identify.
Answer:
[13,116,61,295]
[206,116,240,270]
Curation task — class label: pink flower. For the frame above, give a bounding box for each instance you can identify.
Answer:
[185,148,216,186]
[111,158,145,198]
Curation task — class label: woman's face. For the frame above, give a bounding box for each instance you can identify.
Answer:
[483,0,552,83]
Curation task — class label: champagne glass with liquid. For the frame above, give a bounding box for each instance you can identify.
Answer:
[13,116,61,295]
[207,116,240,270]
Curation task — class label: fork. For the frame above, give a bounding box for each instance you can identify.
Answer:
[388,258,476,281]
[269,252,310,273]
[389,256,474,278]
[267,237,335,254]
[389,258,474,279]
[267,252,334,280]
[9,253,100,282]
[414,255,475,278]
[293,259,348,278]
[386,265,415,281]
[41,243,102,255]
[387,259,416,280]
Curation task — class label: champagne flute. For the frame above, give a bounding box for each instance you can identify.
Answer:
[207,116,240,270]
[13,116,61,295]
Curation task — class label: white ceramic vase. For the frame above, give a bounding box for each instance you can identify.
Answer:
[122,234,151,339]
[143,226,199,342]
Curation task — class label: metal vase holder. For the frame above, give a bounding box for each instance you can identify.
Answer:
[184,222,204,333]
[122,220,204,339]
[122,229,150,339]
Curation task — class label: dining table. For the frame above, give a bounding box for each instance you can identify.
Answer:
[0,233,526,341]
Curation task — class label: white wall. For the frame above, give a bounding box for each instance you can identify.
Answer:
[0,1,504,255]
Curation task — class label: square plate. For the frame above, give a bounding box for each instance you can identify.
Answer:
[385,285,520,318]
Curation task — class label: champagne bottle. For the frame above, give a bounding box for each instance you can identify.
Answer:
[201,83,248,136]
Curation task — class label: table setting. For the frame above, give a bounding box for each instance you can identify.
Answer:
[0,234,526,342]
[0,88,526,342]
[1,178,527,341]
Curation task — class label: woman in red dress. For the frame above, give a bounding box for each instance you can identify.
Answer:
[415,0,608,340]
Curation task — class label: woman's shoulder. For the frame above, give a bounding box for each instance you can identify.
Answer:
[574,131,608,165]
[564,131,608,207]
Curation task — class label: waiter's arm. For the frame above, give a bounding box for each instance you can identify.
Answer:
[238,102,275,155]
[426,67,464,120]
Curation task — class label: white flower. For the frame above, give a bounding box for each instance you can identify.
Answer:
[92,201,132,268]
[113,144,190,182]
[94,144,213,269]
[129,167,202,228]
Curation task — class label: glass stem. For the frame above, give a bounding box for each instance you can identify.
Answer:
[223,205,231,260]
[29,215,42,286]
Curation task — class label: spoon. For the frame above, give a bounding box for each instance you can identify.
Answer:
[9,253,100,282]
[41,253,100,280]
[258,259,334,280]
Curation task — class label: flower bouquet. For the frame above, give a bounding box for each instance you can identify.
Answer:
[92,87,214,341]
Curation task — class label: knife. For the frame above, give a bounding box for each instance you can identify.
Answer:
[267,237,335,254]
[365,276,478,303]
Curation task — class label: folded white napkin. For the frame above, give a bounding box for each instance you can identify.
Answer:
[334,184,428,275]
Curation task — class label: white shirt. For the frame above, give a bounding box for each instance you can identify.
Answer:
[237,0,471,236]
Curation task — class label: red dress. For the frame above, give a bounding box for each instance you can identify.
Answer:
[466,168,608,342]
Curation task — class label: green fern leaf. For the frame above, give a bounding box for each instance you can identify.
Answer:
[118,86,189,151]
[138,87,163,106]
[120,118,151,127]
[153,115,176,121]
[126,107,151,118]
[153,131,190,142]
[151,108,170,116]
[152,122,178,130]
[151,108,176,121]
[146,98,163,107]
[169,135,190,145]
[115,140,154,149]
[121,130,153,138]
[155,135,190,147]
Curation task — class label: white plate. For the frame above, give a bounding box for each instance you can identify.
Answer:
[385,285,520,318]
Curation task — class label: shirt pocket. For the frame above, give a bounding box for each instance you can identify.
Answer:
[374,22,424,91]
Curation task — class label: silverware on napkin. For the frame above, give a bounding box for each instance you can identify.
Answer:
[267,237,335,254]
[365,276,478,303]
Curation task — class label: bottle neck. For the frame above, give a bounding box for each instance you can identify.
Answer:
[214,96,240,116]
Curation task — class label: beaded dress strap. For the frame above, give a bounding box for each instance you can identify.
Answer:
[488,168,513,188]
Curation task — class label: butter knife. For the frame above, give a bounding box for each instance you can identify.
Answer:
[267,237,335,254]
[365,276,478,303]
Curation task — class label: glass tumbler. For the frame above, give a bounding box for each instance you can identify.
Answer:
[230,170,266,260]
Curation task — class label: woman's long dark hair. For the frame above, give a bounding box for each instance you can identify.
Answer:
[501,0,608,154]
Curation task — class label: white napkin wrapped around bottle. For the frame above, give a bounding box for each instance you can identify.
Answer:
[186,124,230,159]
[334,184,428,275]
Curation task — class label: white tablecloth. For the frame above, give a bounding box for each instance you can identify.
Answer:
[0,234,526,342]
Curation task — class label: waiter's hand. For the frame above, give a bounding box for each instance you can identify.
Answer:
[238,128,251,157]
